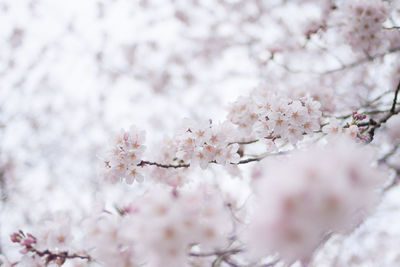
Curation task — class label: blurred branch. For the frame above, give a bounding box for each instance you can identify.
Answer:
[270,46,400,75]
[383,168,400,193]
[322,46,400,74]
[379,143,400,165]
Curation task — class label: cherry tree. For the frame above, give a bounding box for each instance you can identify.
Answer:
[1,0,400,266]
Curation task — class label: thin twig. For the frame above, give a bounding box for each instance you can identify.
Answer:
[322,46,400,74]
[189,248,243,258]
[229,139,259,145]
[383,167,400,193]
[378,143,400,164]
[222,256,240,267]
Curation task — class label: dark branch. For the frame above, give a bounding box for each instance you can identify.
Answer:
[235,157,264,165]
[10,231,92,265]
[138,151,285,169]
[391,80,400,113]
[138,160,190,169]
[364,108,400,142]
[189,248,243,258]
[30,247,92,264]
[356,81,400,142]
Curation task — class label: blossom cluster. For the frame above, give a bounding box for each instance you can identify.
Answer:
[322,118,362,140]
[5,101,395,266]
[146,120,243,186]
[6,185,232,267]
[228,88,322,144]
[246,137,386,263]
[335,0,388,54]
[9,229,90,266]
[102,126,146,184]
[84,185,232,267]
[146,136,190,187]
[175,120,240,168]
[101,87,323,186]
[101,120,241,186]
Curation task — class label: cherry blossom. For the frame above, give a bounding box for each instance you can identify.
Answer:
[2,1,400,267]
[102,126,146,184]
[246,137,386,264]
[334,0,389,54]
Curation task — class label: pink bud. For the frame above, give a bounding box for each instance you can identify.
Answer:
[123,203,139,214]
[123,132,129,141]
[21,234,36,246]
[172,187,179,198]
[21,239,32,246]
[10,232,21,243]
[26,233,35,239]
[123,204,139,214]
[352,111,358,119]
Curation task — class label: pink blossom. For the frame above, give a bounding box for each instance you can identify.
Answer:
[246,137,386,263]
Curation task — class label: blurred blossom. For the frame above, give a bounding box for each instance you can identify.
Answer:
[247,137,386,264]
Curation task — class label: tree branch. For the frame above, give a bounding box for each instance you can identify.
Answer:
[391,80,400,114]
[138,160,190,169]
[378,143,400,165]
[138,151,285,169]
[356,81,400,142]
[322,46,400,74]
[189,248,243,258]
[10,231,92,265]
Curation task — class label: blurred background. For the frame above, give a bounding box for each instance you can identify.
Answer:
[0,0,266,258]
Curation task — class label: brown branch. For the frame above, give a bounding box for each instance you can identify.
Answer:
[137,153,278,169]
[362,109,400,141]
[190,248,244,267]
[383,26,400,30]
[189,248,243,258]
[10,231,92,265]
[222,256,240,267]
[391,80,400,113]
[235,157,264,165]
[29,247,92,265]
[138,160,190,169]
[356,81,400,142]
